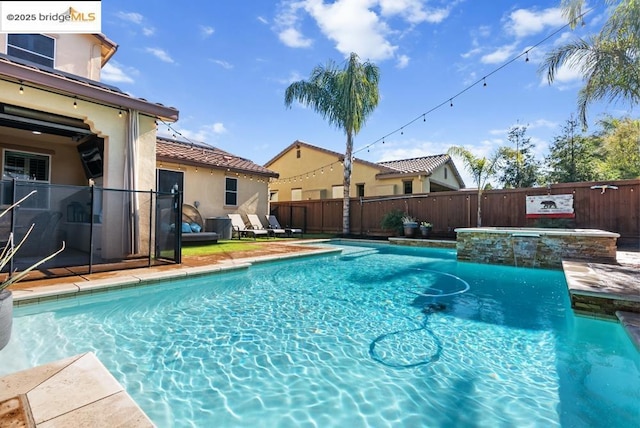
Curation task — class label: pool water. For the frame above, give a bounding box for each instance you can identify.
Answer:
[1,242,638,427]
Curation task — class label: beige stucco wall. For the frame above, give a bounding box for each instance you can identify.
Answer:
[158,161,271,221]
[0,33,103,80]
[429,163,462,190]
[268,145,382,202]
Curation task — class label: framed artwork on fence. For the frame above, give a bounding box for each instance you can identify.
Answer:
[526,194,575,219]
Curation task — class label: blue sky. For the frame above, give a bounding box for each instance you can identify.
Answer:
[99,0,629,186]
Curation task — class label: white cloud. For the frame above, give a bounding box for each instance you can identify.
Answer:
[303,0,396,61]
[379,0,452,24]
[146,48,175,63]
[279,28,313,48]
[274,0,458,63]
[395,54,410,69]
[212,59,234,69]
[116,11,143,24]
[257,16,269,24]
[505,7,565,38]
[481,43,517,64]
[116,11,155,37]
[101,62,136,84]
[201,26,215,38]
[174,123,228,143]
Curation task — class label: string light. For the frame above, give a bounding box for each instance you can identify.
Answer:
[18,81,24,94]
[175,7,595,186]
[73,98,78,109]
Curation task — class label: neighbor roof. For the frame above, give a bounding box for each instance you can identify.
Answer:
[377,154,466,187]
[156,137,279,178]
[265,140,397,173]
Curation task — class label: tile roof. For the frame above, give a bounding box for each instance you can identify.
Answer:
[156,137,279,178]
[378,154,451,174]
[377,154,466,187]
[265,140,396,173]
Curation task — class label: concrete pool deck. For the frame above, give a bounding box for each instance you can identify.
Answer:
[0,239,638,425]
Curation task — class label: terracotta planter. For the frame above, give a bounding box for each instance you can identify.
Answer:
[0,289,12,351]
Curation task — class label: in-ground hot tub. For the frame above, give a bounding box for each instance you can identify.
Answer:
[454,227,620,269]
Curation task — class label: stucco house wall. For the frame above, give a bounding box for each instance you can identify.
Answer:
[158,161,272,221]
[266,141,465,202]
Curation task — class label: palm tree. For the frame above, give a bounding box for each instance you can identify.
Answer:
[285,53,380,235]
[540,0,640,127]
[447,146,500,227]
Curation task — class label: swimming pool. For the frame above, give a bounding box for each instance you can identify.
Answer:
[1,241,638,427]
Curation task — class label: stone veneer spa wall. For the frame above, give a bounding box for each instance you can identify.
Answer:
[454,228,620,269]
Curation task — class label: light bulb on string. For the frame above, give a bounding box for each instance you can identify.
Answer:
[450,99,453,107]
[483,78,487,87]
[18,82,24,94]
[525,51,529,62]
[423,115,426,122]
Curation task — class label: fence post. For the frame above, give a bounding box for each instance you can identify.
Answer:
[148,189,153,267]
[88,184,94,274]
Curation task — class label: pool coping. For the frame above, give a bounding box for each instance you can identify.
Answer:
[11,246,342,307]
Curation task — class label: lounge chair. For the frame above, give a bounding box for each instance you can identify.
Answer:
[266,215,303,238]
[228,213,269,240]
[247,214,286,237]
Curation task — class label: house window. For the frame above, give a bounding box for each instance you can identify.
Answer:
[7,34,55,68]
[356,183,365,197]
[269,191,279,202]
[296,149,301,158]
[332,185,343,199]
[3,150,50,182]
[225,177,238,206]
[444,167,448,180]
[291,188,302,201]
[403,180,413,195]
[2,150,51,208]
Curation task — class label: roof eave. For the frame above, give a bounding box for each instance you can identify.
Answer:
[0,60,178,122]
[157,155,279,178]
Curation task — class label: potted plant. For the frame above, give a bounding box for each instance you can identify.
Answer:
[419,221,433,238]
[0,190,65,351]
[401,215,418,238]
[380,209,405,236]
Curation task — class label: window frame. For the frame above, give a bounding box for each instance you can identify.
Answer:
[403,180,413,195]
[2,149,52,209]
[7,34,56,68]
[356,183,365,197]
[224,176,238,206]
[3,149,51,183]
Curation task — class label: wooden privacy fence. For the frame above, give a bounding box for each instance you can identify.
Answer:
[270,179,640,246]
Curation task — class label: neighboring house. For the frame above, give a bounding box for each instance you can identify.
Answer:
[264,140,465,202]
[156,137,279,222]
[0,33,178,261]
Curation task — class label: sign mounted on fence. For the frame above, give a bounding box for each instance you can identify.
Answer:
[526,194,575,219]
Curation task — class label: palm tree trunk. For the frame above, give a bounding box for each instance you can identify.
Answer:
[342,132,353,235]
